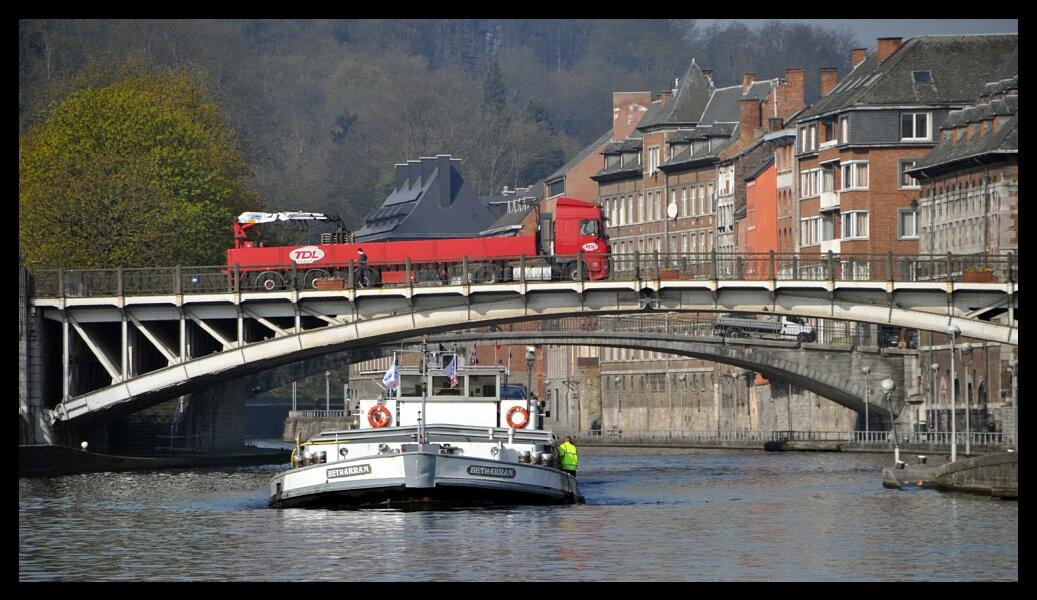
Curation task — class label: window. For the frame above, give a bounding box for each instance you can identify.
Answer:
[901,112,931,140]
[706,184,714,213]
[648,146,660,175]
[800,169,822,197]
[840,161,869,190]
[912,70,933,84]
[580,220,599,237]
[822,167,835,193]
[839,116,849,144]
[841,211,869,239]
[800,216,824,246]
[899,159,920,188]
[899,209,918,238]
[681,188,688,217]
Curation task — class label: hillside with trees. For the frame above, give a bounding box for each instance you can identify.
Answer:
[20,19,858,241]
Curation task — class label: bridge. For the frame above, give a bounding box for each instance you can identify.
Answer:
[21,252,1016,435]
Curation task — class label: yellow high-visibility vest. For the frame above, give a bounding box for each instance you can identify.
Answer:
[558,441,579,471]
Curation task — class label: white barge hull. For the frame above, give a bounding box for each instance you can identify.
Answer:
[269,450,582,508]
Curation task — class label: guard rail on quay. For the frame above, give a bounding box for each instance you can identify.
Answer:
[561,429,1011,453]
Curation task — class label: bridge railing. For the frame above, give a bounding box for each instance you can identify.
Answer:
[26,251,1015,298]
[567,429,1011,448]
[848,430,1010,448]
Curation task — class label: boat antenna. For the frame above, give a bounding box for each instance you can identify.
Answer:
[419,336,429,445]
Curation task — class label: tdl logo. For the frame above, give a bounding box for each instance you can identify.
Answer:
[582,242,599,252]
[289,246,325,264]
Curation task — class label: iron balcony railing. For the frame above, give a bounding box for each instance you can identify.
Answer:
[288,410,355,419]
[27,250,1015,299]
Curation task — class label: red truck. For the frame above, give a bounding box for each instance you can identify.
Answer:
[226,197,610,290]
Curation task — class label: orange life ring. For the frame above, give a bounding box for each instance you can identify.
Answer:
[506,406,530,429]
[368,404,392,428]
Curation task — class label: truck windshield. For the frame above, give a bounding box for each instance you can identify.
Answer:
[580,220,599,237]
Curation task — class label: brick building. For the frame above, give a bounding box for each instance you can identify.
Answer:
[791,35,1018,281]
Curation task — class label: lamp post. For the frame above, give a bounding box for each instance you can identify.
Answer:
[930,362,940,437]
[862,366,871,438]
[678,374,687,431]
[881,378,900,466]
[525,346,536,428]
[325,370,331,413]
[960,342,973,456]
[1006,360,1018,452]
[945,324,960,463]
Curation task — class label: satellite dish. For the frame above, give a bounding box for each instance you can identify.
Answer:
[666,202,678,219]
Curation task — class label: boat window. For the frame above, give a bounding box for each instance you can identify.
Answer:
[469,375,497,398]
[431,376,463,396]
[399,375,423,397]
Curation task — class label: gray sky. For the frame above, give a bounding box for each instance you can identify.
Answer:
[696,19,1017,47]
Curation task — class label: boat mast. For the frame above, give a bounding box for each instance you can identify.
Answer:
[419,337,428,445]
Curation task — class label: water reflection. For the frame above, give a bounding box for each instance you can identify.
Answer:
[20,450,1016,581]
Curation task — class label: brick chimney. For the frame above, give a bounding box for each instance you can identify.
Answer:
[740,98,762,133]
[741,72,756,95]
[852,48,868,68]
[702,69,715,85]
[612,91,652,140]
[820,68,839,97]
[877,37,903,65]
[768,117,783,132]
[778,68,806,119]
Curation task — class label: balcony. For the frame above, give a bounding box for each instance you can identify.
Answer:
[819,238,841,254]
[819,190,840,212]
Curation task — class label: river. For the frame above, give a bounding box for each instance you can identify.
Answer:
[19,447,1017,581]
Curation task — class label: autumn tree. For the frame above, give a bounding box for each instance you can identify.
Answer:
[19,70,261,269]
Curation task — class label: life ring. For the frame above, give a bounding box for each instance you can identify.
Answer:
[368,405,392,428]
[506,406,530,429]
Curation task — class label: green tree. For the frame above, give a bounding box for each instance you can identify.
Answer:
[19,70,261,269]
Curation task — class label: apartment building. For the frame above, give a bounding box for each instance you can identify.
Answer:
[791,34,1018,281]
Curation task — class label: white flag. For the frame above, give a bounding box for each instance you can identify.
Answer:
[382,353,399,392]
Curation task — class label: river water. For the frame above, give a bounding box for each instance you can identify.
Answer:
[19,447,1017,581]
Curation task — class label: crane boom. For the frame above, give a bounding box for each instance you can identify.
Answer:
[233,211,345,248]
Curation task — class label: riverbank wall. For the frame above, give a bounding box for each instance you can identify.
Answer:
[19,444,289,478]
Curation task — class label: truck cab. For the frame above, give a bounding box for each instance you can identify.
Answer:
[548,197,610,280]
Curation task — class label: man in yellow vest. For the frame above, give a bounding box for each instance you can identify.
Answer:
[557,435,579,477]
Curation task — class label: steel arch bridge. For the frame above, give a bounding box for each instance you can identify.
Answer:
[27,274,1015,425]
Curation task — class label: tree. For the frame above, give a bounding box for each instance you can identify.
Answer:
[19,70,262,269]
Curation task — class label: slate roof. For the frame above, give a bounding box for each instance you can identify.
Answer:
[545,128,613,183]
[909,75,1018,175]
[479,203,535,236]
[353,155,504,242]
[744,155,775,182]
[798,34,1018,121]
[658,125,740,171]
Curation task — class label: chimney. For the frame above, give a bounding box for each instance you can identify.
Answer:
[768,117,783,132]
[877,37,902,65]
[658,90,673,104]
[740,98,762,133]
[779,68,806,119]
[851,48,868,68]
[419,156,436,186]
[741,72,756,95]
[394,164,409,191]
[820,68,839,97]
[407,160,422,188]
[612,91,652,140]
[702,69,715,85]
[436,155,454,208]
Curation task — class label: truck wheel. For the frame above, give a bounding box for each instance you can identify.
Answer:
[255,271,283,291]
[565,262,588,282]
[303,269,330,289]
[474,266,500,285]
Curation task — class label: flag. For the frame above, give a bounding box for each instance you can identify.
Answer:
[444,354,458,387]
[382,353,399,393]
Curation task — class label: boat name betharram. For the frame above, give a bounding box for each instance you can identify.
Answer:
[327,464,373,479]
[467,465,516,478]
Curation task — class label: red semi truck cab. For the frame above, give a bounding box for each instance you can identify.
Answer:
[226,196,608,289]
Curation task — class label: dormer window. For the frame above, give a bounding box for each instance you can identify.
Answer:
[912,70,934,84]
[901,112,931,141]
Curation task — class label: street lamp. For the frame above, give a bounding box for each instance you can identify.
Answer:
[959,342,973,456]
[525,346,536,424]
[880,378,900,466]
[930,362,940,436]
[325,370,331,413]
[862,366,871,437]
[945,324,961,463]
[1006,360,1018,452]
